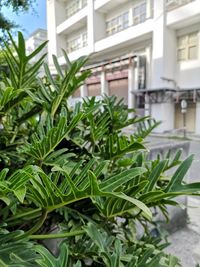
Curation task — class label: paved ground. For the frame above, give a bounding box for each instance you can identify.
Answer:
[148,137,200,267]
[168,140,200,267]
[165,225,200,267]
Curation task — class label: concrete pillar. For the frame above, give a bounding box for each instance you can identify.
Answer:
[93,12,106,42]
[128,59,135,110]
[101,70,108,95]
[146,0,152,19]
[151,0,176,89]
[150,1,176,132]
[145,46,151,89]
[195,102,200,135]
[47,0,65,72]
[87,0,95,53]
[151,102,175,133]
[134,57,139,91]
[129,6,133,26]
[144,93,150,117]
[80,84,88,98]
[47,0,57,70]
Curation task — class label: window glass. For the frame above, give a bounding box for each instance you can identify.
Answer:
[133,6,140,16]
[82,0,87,7]
[177,32,198,61]
[188,46,197,60]
[123,12,129,28]
[106,11,129,36]
[82,32,88,47]
[178,36,187,47]
[141,3,146,13]
[178,48,186,61]
[67,32,87,53]
[66,0,87,18]
[133,2,146,25]
[189,33,197,44]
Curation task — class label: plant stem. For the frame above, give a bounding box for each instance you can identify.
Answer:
[30,229,85,240]
[16,208,48,240]
[6,208,42,222]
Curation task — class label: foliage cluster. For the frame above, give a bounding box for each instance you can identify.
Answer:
[0,32,200,266]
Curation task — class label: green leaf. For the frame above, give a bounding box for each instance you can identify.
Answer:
[100,167,146,191]
[144,160,168,192]
[113,192,152,220]
[14,186,26,203]
[35,242,72,267]
[23,113,83,162]
[165,155,193,192]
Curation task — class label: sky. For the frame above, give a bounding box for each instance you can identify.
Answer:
[2,0,46,38]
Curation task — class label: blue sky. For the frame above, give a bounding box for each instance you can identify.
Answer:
[2,0,46,37]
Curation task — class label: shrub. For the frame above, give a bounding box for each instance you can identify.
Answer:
[0,32,199,266]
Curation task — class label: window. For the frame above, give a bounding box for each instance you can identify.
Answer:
[82,0,87,7]
[177,32,198,61]
[66,0,87,18]
[133,2,146,25]
[166,0,195,11]
[67,32,87,53]
[106,11,129,36]
[82,32,88,47]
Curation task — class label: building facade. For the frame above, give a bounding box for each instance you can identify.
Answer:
[26,28,48,75]
[47,0,200,134]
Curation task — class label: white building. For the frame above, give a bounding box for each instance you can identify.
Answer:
[26,28,48,75]
[47,0,200,134]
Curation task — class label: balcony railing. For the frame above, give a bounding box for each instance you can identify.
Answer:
[66,0,87,19]
[166,0,195,11]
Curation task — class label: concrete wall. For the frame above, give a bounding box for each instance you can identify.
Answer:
[93,12,106,41]
[151,103,175,133]
[176,23,200,88]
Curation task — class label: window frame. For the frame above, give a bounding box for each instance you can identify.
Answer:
[66,0,87,19]
[106,11,129,36]
[177,32,198,62]
[66,32,88,53]
[132,1,147,26]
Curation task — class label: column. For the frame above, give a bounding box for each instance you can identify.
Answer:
[151,0,176,89]
[146,0,152,19]
[145,46,151,89]
[101,69,108,96]
[133,57,139,91]
[195,102,200,135]
[128,57,139,119]
[47,0,65,73]
[87,0,95,53]
[80,84,88,98]
[129,6,133,26]
[145,46,151,117]
[128,59,135,111]
[151,102,175,133]
[150,1,176,132]
[144,93,150,117]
